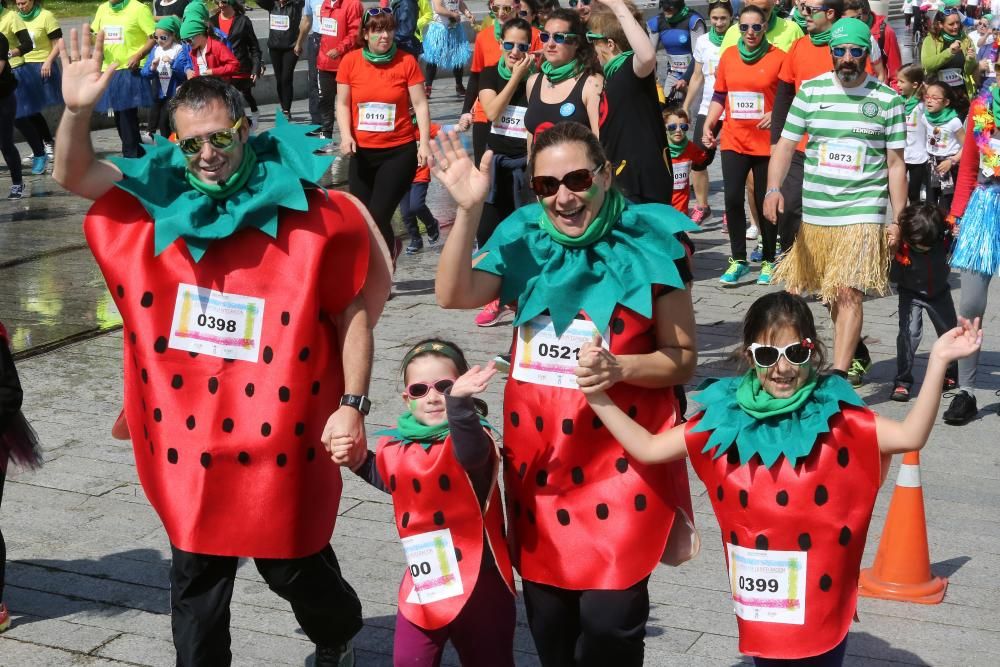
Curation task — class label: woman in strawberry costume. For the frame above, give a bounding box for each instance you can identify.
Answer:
[435,122,699,666]
[52,27,392,667]
[581,291,983,665]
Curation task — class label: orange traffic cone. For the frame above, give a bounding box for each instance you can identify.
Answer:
[859,451,947,604]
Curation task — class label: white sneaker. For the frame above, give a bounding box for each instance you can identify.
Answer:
[745,225,759,241]
[329,155,349,185]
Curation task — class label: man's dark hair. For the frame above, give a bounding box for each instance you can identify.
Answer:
[168,76,246,132]
[822,0,846,20]
[843,0,870,15]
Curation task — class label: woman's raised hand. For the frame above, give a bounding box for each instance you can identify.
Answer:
[931,317,983,364]
[59,26,117,114]
[429,130,493,210]
[451,361,499,398]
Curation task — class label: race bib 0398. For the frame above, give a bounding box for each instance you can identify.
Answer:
[168,283,266,362]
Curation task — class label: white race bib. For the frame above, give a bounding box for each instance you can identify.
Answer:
[705,54,720,76]
[270,14,291,31]
[512,316,608,388]
[491,105,527,139]
[939,68,963,86]
[818,140,866,175]
[729,91,764,120]
[906,108,919,128]
[673,159,691,191]
[727,544,807,625]
[402,529,464,605]
[319,17,338,36]
[168,283,266,362]
[103,25,124,44]
[357,102,396,132]
[669,54,691,73]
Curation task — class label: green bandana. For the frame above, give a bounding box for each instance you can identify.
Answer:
[737,33,769,64]
[736,369,818,419]
[538,187,626,248]
[378,411,495,450]
[494,17,503,42]
[156,15,181,36]
[667,5,690,26]
[184,0,208,22]
[186,143,257,199]
[668,135,689,159]
[497,54,535,80]
[941,30,964,45]
[603,50,633,79]
[810,28,832,46]
[689,372,865,467]
[180,13,208,39]
[110,0,129,11]
[474,196,699,336]
[903,93,920,117]
[925,106,958,125]
[541,58,581,84]
[829,16,869,48]
[17,4,41,21]
[109,114,332,262]
[708,26,725,46]
[767,8,778,31]
[790,6,808,32]
[363,43,397,63]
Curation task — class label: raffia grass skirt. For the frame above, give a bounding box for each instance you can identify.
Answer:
[772,222,890,302]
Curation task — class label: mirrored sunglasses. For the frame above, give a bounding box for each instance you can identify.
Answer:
[177,118,244,156]
[502,41,531,52]
[667,123,690,132]
[539,31,578,44]
[831,45,867,58]
[739,23,764,32]
[569,0,592,6]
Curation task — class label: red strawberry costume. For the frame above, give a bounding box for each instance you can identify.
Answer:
[684,373,881,660]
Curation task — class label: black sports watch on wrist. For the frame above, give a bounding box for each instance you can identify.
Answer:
[340,394,372,416]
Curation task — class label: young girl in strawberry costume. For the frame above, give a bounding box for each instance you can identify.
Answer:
[580,291,983,666]
[334,339,515,666]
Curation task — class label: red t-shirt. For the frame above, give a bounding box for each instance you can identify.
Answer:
[337,49,424,149]
[670,141,709,215]
[715,46,784,156]
[217,14,234,36]
[470,26,542,123]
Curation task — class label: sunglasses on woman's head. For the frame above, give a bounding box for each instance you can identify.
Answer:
[747,339,814,368]
[569,0,591,6]
[530,164,603,197]
[406,379,455,398]
[739,23,764,32]
[831,45,866,58]
[585,31,607,43]
[502,41,531,52]
[177,118,244,156]
[941,8,961,15]
[539,31,578,44]
[363,6,392,24]
[667,123,689,132]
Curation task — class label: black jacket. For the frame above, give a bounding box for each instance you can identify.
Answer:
[890,239,953,298]
[211,11,262,76]
[256,0,304,51]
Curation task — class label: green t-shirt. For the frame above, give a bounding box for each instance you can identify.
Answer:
[92,0,155,71]
[781,72,906,226]
[720,16,803,54]
[0,9,28,68]
[22,9,60,64]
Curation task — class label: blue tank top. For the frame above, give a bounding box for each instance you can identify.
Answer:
[647,12,703,75]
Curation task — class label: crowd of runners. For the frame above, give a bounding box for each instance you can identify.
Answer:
[0,0,998,665]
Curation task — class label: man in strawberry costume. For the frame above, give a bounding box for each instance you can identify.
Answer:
[52,27,391,667]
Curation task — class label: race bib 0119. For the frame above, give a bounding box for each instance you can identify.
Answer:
[402,528,464,605]
[727,543,807,625]
[168,283,266,362]
[357,101,396,132]
[512,316,609,388]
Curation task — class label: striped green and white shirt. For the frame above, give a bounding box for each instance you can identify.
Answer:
[781,72,906,226]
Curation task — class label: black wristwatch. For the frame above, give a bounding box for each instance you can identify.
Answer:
[340,394,371,416]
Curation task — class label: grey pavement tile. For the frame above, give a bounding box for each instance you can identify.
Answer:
[0,635,134,666]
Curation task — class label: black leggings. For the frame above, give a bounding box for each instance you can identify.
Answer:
[230,77,258,113]
[114,108,144,158]
[148,96,172,137]
[907,161,929,204]
[521,577,650,667]
[270,47,299,113]
[721,150,775,262]
[0,93,22,186]
[317,70,337,137]
[424,63,463,88]
[1,456,6,602]
[14,116,45,158]
[348,142,418,259]
[753,635,848,666]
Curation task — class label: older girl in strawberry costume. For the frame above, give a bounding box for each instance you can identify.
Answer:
[581,291,982,666]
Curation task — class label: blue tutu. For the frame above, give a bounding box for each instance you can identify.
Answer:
[951,182,1000,276]
[421,22,472,69]
[96,68,152,113]
[13,64,45,118]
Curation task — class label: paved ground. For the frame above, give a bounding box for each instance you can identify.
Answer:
[2,56,1000,667]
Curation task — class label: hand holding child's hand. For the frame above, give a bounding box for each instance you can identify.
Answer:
[576,333,621,394]
[329,435,364,469]
[450,361,498,398]
[931,316,983,364]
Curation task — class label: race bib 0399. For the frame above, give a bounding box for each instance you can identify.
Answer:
[727,544,807,625]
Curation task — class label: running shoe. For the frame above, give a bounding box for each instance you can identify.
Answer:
[750,243,763,263]
[943,390,977,425]
[282,110,293,122]
[757,260,774,285]
[719,258,750,285]
[721,213,729,234]
[942,376,958,392]
[44,141,54,157]
[31,155,48,175]
[0,602,9,632]
[847,357,872,387]
[891,385,910,402]
[305,128,324,137]
[315,640,354,667]
[427,230,440,246]
[475,299,508,327]
[7,184,24,200]
[493,353,511,373]
[329,156,349,185]
[746,225,759,240]
[314,142,337,155]
[689,205,711,224]
[456,82,467,97]
[405,240,423,255]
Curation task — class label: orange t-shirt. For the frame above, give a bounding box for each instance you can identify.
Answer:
[470,26,543,123]
[337,49,425,149]
[714,46,784,156]
[670,141,709,215]
[412,123,441,184]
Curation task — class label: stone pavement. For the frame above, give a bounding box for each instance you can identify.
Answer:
[1,100,1000,666]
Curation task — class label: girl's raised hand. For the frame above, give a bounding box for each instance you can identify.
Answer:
[450,361,498,398]
[931,317,983,363]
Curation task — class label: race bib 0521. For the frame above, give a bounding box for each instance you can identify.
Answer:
[512,316,609,388]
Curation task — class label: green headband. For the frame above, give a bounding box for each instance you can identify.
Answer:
[156,15,181,35]
[402,341,465,372]
[829,17,871,48]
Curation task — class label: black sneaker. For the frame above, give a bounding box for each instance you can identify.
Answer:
[305,128,324,137]
[943,390,977,425]
[405,240,423,255]
[427,229,440,246]
[7,184,24,200]
[315,641,354,667]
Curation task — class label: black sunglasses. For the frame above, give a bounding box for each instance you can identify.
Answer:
[747,339,814,367]
[569,0,592,5]
[667,123,690,132]
[530,164,603,197]
[502,41,531,52]
[739,23,764,32]
[406,378,455,398]
[539,31,578,44]
[155,34,172,41]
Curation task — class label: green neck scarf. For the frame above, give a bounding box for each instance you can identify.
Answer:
[379,411,495,450]
[110,0,129,11]
[603,50,633,79]
[538,187,625,248]
[494,17,503,42]
[708,25,726,46]
[992,86,1000,123]
[689,372,865,467]
[790,6,808,32]
[925,106,958,126]
[737,33,769,64]
[736,369,818,419]
[541,58,581,84]
[903,93,920,117]
[363,43,397,63]
[668,135,689,159]
[186,143,257,200]
[941,30,963,45]
[666,5,690,26]
[810,28,832,46]
[17,4,41,21]
[767,8,778,31]
[497,55,535,80]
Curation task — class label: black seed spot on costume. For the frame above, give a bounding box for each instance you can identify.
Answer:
[238,452,250,465]
[299,347,310,361]
[776,490,789,506]
[433,511,445,526]
[143,425,149,440]
[596,503,609,520]
[167,448,178,464]
[279,386,290,402]
[518,462,527,479]
[628,405,638,418]
[557,509,571,525]
[129,331,136,344]
[413,479,422,493]
[311,381,321,395]
[839,526,852,546]
[222,418,234,433]
[571,467,584,484]
[755,535,768,550]
[439,474,451,491]
[727,448,740,464]
[798,533,812,550]
[277,453,288,467]
[186,415,196,430]
[535,470,548,487]
[611,318,625,334]
[526,509,536,524]
[171,374,183,389]
[154,337,167,353]
[263,346,274,364]
[512,501,521,518]
[306,447,316,461]
[149,442,154,455]
[562,419,573,435]
[819,574,833,591]
[635,494,647,511]
[389,475,397,491]
[815,485,829,506]
[140,291,154,308]
[200,453,211,468]
[189,352,199,358]
[141,369,148,384]
[153,408,162,422]
[510,411,520,427]
[739,490,749,508]
[593,416,603,429]
[281,311,290,325]
[716,485,724,501]
[401,512,410,528]
[116,285,125,298]
[615,457,629,473]
[455,548,463,562]
[245,383,255,397]
[535,416,544,432]
[730,531,739,545]
[261,422,272,436]
[295,422,305,436]
[208,377,218,394]
[837,447,850,467]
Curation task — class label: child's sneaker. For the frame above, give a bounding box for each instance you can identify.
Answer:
[689,205,711,224]
[405,240,423,255]
[44,141,54,157]
[0,602,11,632]
[757,260,774,285]
[746,224,759,240]
[891,385,910,402]
[719,258,750,285]
[31,155,48,175]
[750,243,763,263]
[8,184,24,200]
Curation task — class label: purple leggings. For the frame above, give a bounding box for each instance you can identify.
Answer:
[393,562,515,667]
